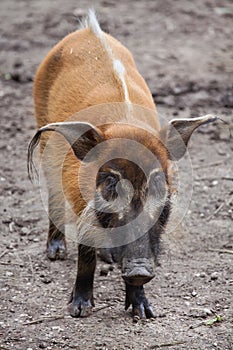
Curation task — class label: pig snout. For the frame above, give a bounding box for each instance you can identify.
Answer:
[122,258,155,286]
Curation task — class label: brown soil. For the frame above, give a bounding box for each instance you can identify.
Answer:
[0,1,232,349]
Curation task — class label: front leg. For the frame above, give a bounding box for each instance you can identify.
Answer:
[125,283,155,320]
[68,244,96,317]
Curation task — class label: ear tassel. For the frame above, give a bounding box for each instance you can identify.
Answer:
[215,117,232,140]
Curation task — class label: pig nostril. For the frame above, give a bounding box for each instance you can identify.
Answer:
[122,274,155,286]
[122,258,155,285]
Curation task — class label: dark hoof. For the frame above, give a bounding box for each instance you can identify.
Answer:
[68,297,94,318]
[125,284,156,320]
[47,238,67,260]
[98,248,121,264]
[131,301,156,320]
[98,248,113,263]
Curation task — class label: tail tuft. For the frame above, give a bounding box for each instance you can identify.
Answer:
[27,130,42,182]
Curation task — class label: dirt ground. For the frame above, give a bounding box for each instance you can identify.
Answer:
[0,0,233,349]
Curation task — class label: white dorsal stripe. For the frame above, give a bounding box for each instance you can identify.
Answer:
[113,60,130,103]
[84,9,130,104]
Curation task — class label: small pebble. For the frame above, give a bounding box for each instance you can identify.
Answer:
[191,290,197,297]
[100,264,112,276]
[200,272,206,278]
[21,227,30,235]
[41,276,52,284]
[210,272,218,280]
[13,59,23,68]
[6,271,14,277]
[203,308,212,316]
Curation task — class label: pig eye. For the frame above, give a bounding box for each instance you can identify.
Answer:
[96,171,121,201]
[105,174,119,190]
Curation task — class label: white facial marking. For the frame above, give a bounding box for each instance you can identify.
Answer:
[109,169,122,178]
[113,60,130,103]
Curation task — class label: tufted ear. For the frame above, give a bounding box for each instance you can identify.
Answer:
[160,115,217,160]
[27,121,104,180]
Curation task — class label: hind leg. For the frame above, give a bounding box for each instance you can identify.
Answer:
[47,196,67,260]
[99,247,122,264]
[41,139,67,260]
[45,159,67,260]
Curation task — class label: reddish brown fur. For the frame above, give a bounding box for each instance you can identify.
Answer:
[60,125,169,216]
[34,29,157,127]
[34,27,166,215]
[30,14,218,319]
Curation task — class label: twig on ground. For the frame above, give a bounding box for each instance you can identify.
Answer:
[0,345,10,350]
[206,194,233,221]
[194,176,232,182]
[94,303,113,312]
[0,261,23,266]
[0,250,8,259]
[189,321,205,329]
[23,314,64,325]
[194,159,228,170]
[150,341,187,349]
[27,254,35,281]
[189,314,222,329]
[209,249,233,255]
[206,203,225,221]
[9,222,14,232]
[23,196,40,205]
